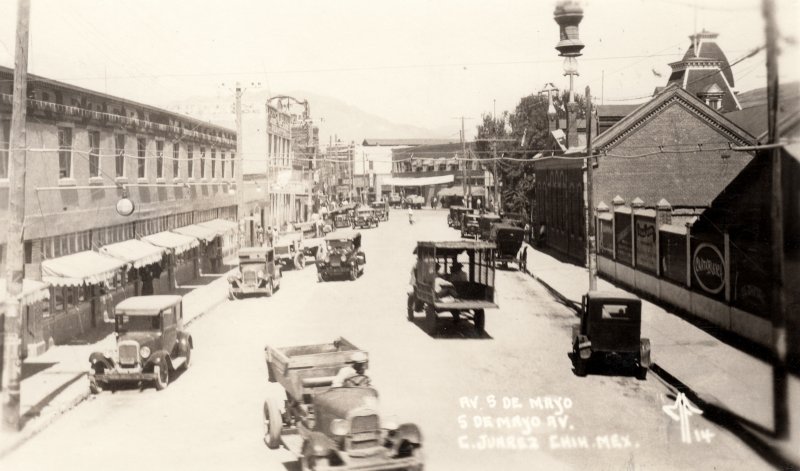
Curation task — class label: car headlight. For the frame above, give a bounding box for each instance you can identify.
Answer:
[140,346,151,359]
[330,419,350,436]
[257,270,265,278]
[340,254,346,262]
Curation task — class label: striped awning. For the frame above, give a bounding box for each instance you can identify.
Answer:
[100,239,165,269]
[0,279,50,306]
[172,224,219,243]
[198,218,239,235]
[142,231,199,255]
[42,250,127,287]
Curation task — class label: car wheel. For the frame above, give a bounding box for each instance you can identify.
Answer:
[425,305,438,335]
[573,339,587,377]
[183,346,192,370]
[89,377,104,395]
[153,364,169,391]
[263,397,283,449]
[350,264,358,281]
[265,278,274,297]
[473,309,485,334]
[407,294,416,321]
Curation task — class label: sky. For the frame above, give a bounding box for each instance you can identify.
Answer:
[0,0,798,141]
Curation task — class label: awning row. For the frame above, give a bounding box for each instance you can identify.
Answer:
[0,279,51,306]
[384,175,455,186]
[39,218,237,288]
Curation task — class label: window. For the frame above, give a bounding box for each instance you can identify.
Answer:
[114,134,125,177]
[200,147,206,178]
[137,137,146,178]
[211,148,216,178]
[231,152,235,178]
[172,142,180,178]
[601,304,632,320]
[88,130,100,177]
[187,144,194,178]
[369,160,373,172]
[220,152,226,178]
[0,120,9,178]
[58,127,73,179]
[156,140,164,178]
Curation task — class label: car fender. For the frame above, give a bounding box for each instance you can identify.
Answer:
[305,431,335,458]
[145,351,172,372]
[639,338,651,368]
[393,423,422,446]
[178,331,193,352]
[89,352,114,370]
[575,335,592,359]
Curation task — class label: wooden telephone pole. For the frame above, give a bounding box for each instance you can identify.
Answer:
[2,0,30,432]
[586,86,597,290]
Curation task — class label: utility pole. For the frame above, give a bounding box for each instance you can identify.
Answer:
[362,150,366,204]
[763,0,788,440]
[3,0,30,432]
[493,99,499,212]
[235,83,244,223]
[585,86,597,291]
[462,117,472,207]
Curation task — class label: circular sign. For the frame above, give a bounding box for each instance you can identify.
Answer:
[693,242,725,294]
[116,197,135,217]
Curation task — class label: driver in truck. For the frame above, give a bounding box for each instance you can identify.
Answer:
[332,351,371,387]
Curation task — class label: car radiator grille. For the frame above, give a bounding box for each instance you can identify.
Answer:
[118,343,139,366]
[243,271,257,284]
[348,414,380,450]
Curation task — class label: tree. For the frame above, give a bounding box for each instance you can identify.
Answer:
[475,92,585,218]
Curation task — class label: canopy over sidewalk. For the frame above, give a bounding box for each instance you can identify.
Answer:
[172,224,218,243]
[0,279,50,305]
[99,239,165,269]
[42,250,127,287]
[384,175,454,186]
[198,218,239,235]
[142,231,199,255]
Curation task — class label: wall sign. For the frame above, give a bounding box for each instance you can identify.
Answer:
[693,242,725,295]
[635,217,657,273]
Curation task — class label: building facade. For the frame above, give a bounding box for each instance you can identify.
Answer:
[0,65,239,354]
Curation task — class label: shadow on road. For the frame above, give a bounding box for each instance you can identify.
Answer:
[407,313,493,340]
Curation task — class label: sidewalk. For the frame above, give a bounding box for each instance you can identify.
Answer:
[0,269,233,459]
[519,244,799,469]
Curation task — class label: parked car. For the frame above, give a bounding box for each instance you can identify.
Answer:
[316,230,366,281]
[478,213,502,240]
[228,247,281,299]
[448,206,475,229]
[407,240,498,335]
[354,207,379,229]
[274,231,306,269]
[370,200,389,221]
[404,195,424,209]
[88,295,192,392]
[489,223,525,269]
[461,213,480,238]
[388,194,403,208]
[572,290,651,379]
[264,338,423,470]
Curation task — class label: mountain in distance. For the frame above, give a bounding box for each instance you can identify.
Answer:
[164,89,447,146]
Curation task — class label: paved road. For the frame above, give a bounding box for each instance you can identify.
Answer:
[3,209,770,471]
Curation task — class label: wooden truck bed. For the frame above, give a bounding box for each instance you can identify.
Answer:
[265,337,365,401]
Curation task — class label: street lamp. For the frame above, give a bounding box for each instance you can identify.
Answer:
[115,188,135,217]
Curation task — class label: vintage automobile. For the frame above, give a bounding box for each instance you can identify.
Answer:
[88,295,192,393]
[448,206,475,229]
[264,338,423,471]
[501,212,526,228]
[489,223,525,269]
[478,213,502,241]
[370,201,389,221]
[274,231,307,269]
[331,209,352,229]
[317,230,366,282]
[228,247,282,299]
[572,290,651,379]
[407,240,498,335]
[404,195,424,209]
[460,213,480,238]
[388,194,403,209]
[354,207,379,229]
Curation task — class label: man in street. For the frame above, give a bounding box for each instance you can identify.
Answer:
[332,351,371,387]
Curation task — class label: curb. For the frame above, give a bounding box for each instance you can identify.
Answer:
[0,288,229,460]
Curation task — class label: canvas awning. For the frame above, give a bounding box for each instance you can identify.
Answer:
[384,175,454,186]
[142,231,199,255]
[172,224,219,243]
[437,186,464,197]
[100,239,165,269]
[42,250,127,287]
[0,279,50,306]
[198,218,239,235]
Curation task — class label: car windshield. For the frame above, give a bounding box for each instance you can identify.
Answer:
[328,240,353,251]
[600,304,632,320]
[116,314,160,332]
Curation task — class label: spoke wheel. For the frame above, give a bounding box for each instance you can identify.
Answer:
[183,346,192,370]
[263,397,283,449]
[89,377,104,395]
[473,309,485,334]
[407,294,416,321]
[265,278,274,297]
[425,305,438,335]
[350,264,358,281]
[154,364,169,391]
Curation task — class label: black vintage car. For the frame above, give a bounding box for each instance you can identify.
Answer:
[478,213,502,241]
[489,223,525,269]
[316,230,366,281]
[370,201,389,221]
[572,290,651,379]
[460,213,480,238]
[354,207,379,229]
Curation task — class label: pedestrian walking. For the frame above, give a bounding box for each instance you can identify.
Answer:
[520,245,528,273]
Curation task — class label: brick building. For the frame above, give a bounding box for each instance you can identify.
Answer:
[0,66,239,354]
